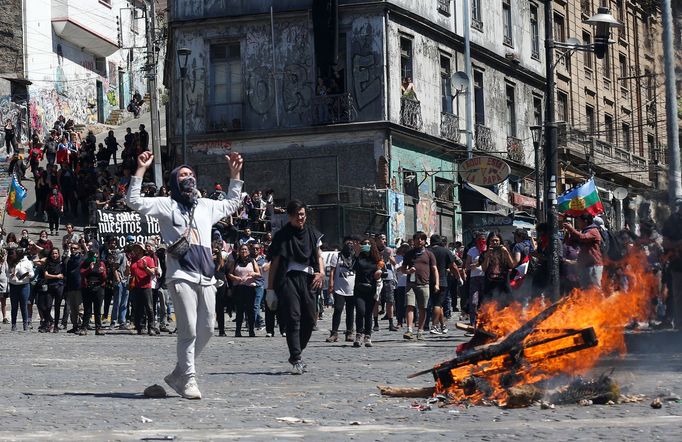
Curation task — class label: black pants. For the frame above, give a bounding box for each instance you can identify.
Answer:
[50,284,64,326]
[394,286,406,325]
[215,283,228,334]
[354,284,376,336]
[331,293,354,334]
[82,286,104,330]
[265,300,282,336]
[37,289,53,327]
[280,271,316,364]
[47,209,60,232]
[233,284,256,334]
[132,287,154,332]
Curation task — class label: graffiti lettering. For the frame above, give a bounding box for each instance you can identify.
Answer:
[352,54,381,110]
[282,63,312,113]
[247,66,275,115]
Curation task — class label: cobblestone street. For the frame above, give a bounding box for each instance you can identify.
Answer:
[2,314,682,441]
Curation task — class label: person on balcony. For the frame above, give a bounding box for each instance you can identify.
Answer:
[401,77,417,100]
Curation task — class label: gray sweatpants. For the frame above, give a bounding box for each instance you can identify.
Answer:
[168,280,216,377]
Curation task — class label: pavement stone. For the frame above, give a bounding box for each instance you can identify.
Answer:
[0,313,681,440]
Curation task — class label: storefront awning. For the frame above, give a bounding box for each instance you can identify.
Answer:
[464,182,514,209]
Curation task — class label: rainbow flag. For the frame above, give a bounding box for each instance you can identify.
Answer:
[6,175,27,221]
[557,178,604,217]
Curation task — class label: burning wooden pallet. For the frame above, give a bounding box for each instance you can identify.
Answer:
[408,298,600,405]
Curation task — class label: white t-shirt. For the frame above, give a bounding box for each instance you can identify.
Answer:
[329,252,355,296]
[395,255,407,288]
[468,247,484,278]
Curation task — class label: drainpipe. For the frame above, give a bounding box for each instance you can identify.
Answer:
[463,0,474,159]
[382,8,389,121]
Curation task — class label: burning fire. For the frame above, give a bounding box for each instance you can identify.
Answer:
[435,250,657,406]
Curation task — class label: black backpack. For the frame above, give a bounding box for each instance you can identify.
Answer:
[600,229,626,262]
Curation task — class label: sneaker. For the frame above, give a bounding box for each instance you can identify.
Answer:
[265,332,273,337]
[416,331,424,340]
[325,332,338,343]
[164,371,202,399]
[2,318,8,324]
[403,331,414,340]
[430,326,442,335]
[464,332,475,337]
[67,328,78,334]
[388,324,399,332]
[79,329,88,336]
[159,325,171,333]
[345,331,355,342]
[353,333,362,348]
[440,326,449,334]
[291,362,306,375]
[373,324,379,332]
[11,324,16,332]
[364,336,373,347]
[95,329,105,336]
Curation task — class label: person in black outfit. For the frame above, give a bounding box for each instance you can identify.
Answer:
[4,119,17,155]
[43,248,65,332]
[352,238,382,348]
[139,124,149,152]
[80,250,107,335]
[267,200,324,374]
[427,234,463,335]
[213,248,229,336]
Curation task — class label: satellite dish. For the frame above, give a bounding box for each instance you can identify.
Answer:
[451,71,469,91]
[613,187,628,201]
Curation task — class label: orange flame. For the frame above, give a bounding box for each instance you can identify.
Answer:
[436,250,657,405]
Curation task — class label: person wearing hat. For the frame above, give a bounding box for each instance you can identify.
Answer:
[126,150,243,399]
[127,242,157,335]
[662,198,682,328]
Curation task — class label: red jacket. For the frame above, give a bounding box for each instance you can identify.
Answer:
[567,225,603,267]
[129,255,155,289]
[47,192,64,211]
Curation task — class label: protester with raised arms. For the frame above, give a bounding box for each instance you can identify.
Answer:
[126,151,244,399]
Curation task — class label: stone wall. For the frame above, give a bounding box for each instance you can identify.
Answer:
[0,0,23,78]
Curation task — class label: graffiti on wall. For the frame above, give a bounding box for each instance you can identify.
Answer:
[387,189,406,246]
[350,21,382,111]
[0,96,29,146]
[29,83,98,136]
[416,196,437,238]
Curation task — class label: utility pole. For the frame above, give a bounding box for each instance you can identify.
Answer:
[145,0,163,188]
[544,0,560,302]
[662,0,682,203]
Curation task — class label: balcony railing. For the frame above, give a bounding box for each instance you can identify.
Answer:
[507,136,526,164]
[475,124,493,152]
[311,93,357,125]
[400,97,423,131]
[614,147,630,163]
[594,140,613,156]
[440,112,460,142]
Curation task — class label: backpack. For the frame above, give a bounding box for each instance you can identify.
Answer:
[604,229,626,262]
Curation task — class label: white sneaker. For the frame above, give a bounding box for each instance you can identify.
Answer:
[440,325,449,334]
[164,371,202,399]
[430,326,442,335]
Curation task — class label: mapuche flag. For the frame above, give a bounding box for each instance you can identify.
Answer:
[557,178,604,217]
[6,175,27,221]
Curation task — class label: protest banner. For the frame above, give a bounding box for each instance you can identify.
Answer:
[96,209,161,248]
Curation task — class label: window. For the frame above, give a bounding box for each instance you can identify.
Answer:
[581,0,591,16]
[533,96,543,126]
[440,55,453,114]
[645,69,653,100]
[583,32,592,70]
[530,5,540,59]
[472,0,483,30]
[586,105,595,135]
[400,37,413,82]
[437,0,451,15]
[619,54,628,79]
[554,13,565,43]
[502,0,513,47]
[556,91,568,123]
[506,84,516,137]
[95,57,106,76]
[622,123,631,152]
[209,43,243,130]
[403,169,418,198]
[604,114,614,144]
[616,0,624,22]
[474,70,485,125]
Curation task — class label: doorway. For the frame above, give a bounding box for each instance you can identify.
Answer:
[96,80,104,123]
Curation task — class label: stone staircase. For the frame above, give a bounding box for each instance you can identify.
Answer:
[105,109,128,126]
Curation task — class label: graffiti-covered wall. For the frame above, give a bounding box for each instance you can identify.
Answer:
[172,12,385,135]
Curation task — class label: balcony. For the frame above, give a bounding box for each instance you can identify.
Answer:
[311,93,357,125]
[207,103,243,132]
[507,136,526,164]
[614,146,630,163]
[400,97,423,131]
[440,112,460,142]
[52,0,119,57]
[594,140,613,156]
[475,124,493,153]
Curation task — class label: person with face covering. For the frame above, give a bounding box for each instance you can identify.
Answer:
[126,151,243,400]
[465,232,487,328]
[228,244,261,337]
[326,236,357,343]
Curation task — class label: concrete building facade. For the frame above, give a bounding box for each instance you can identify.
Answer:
[166,0,546,244]
[0,0,152,146]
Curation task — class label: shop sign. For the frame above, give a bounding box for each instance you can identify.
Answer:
[459,157,511,186]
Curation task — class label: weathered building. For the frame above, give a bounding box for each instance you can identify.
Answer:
[554,0,669,228]
[166,0,546,244]
[0,0,152,146]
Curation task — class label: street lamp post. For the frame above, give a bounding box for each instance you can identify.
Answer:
[177,48,191,166]
[530,125,542,221]
[543,6,622,301]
